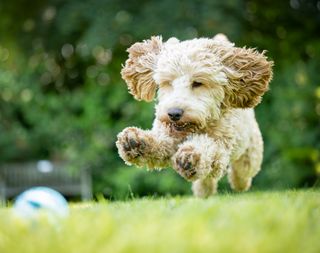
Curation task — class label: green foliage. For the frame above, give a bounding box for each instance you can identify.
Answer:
[0,0,319,197]
[256,59,320,189]
[1,190,320,252]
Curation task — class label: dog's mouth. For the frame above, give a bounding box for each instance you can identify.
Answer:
[165,121,201,134]
[158,115,204,135]
[172,122,196,132]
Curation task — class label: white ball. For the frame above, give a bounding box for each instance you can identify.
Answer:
[13,187,69,221]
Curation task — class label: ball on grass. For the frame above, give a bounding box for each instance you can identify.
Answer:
[13,187,69,222]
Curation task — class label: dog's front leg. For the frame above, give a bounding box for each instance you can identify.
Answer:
[172,134,230,196]
[116,127,176,169]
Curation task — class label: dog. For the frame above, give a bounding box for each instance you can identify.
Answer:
[116,34,273,197]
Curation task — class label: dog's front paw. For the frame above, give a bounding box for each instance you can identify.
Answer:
[173,146,201,181]
[116,127,148,165]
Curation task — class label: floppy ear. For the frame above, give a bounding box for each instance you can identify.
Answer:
[121,36,162,102]
[217,45,273,108]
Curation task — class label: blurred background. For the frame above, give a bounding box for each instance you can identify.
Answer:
[0,0,319,200]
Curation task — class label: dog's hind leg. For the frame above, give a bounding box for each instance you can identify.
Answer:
[192,177,219,198]
[228,131,263,192]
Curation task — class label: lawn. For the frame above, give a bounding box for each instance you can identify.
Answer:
[1,190,320,253]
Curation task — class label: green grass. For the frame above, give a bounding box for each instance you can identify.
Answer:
[1,190,320,253]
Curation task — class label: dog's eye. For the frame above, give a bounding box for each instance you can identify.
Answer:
[192,81,203,88]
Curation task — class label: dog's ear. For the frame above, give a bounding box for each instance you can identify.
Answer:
[218,45,273,108]
[121,36,162,102]
[212,33,233,47]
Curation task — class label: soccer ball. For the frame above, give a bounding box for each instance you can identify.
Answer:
[13,187,69,222]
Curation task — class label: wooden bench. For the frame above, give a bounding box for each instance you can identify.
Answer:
[0,161,92,204]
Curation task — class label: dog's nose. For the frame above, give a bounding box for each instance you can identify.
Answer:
[168,108,184,121]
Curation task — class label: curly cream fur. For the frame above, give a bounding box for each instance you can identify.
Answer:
[121,36,162,101]
[116,34,273,197]
[218,47,273,108]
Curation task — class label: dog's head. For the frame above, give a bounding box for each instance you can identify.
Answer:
[121,34,273,133]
